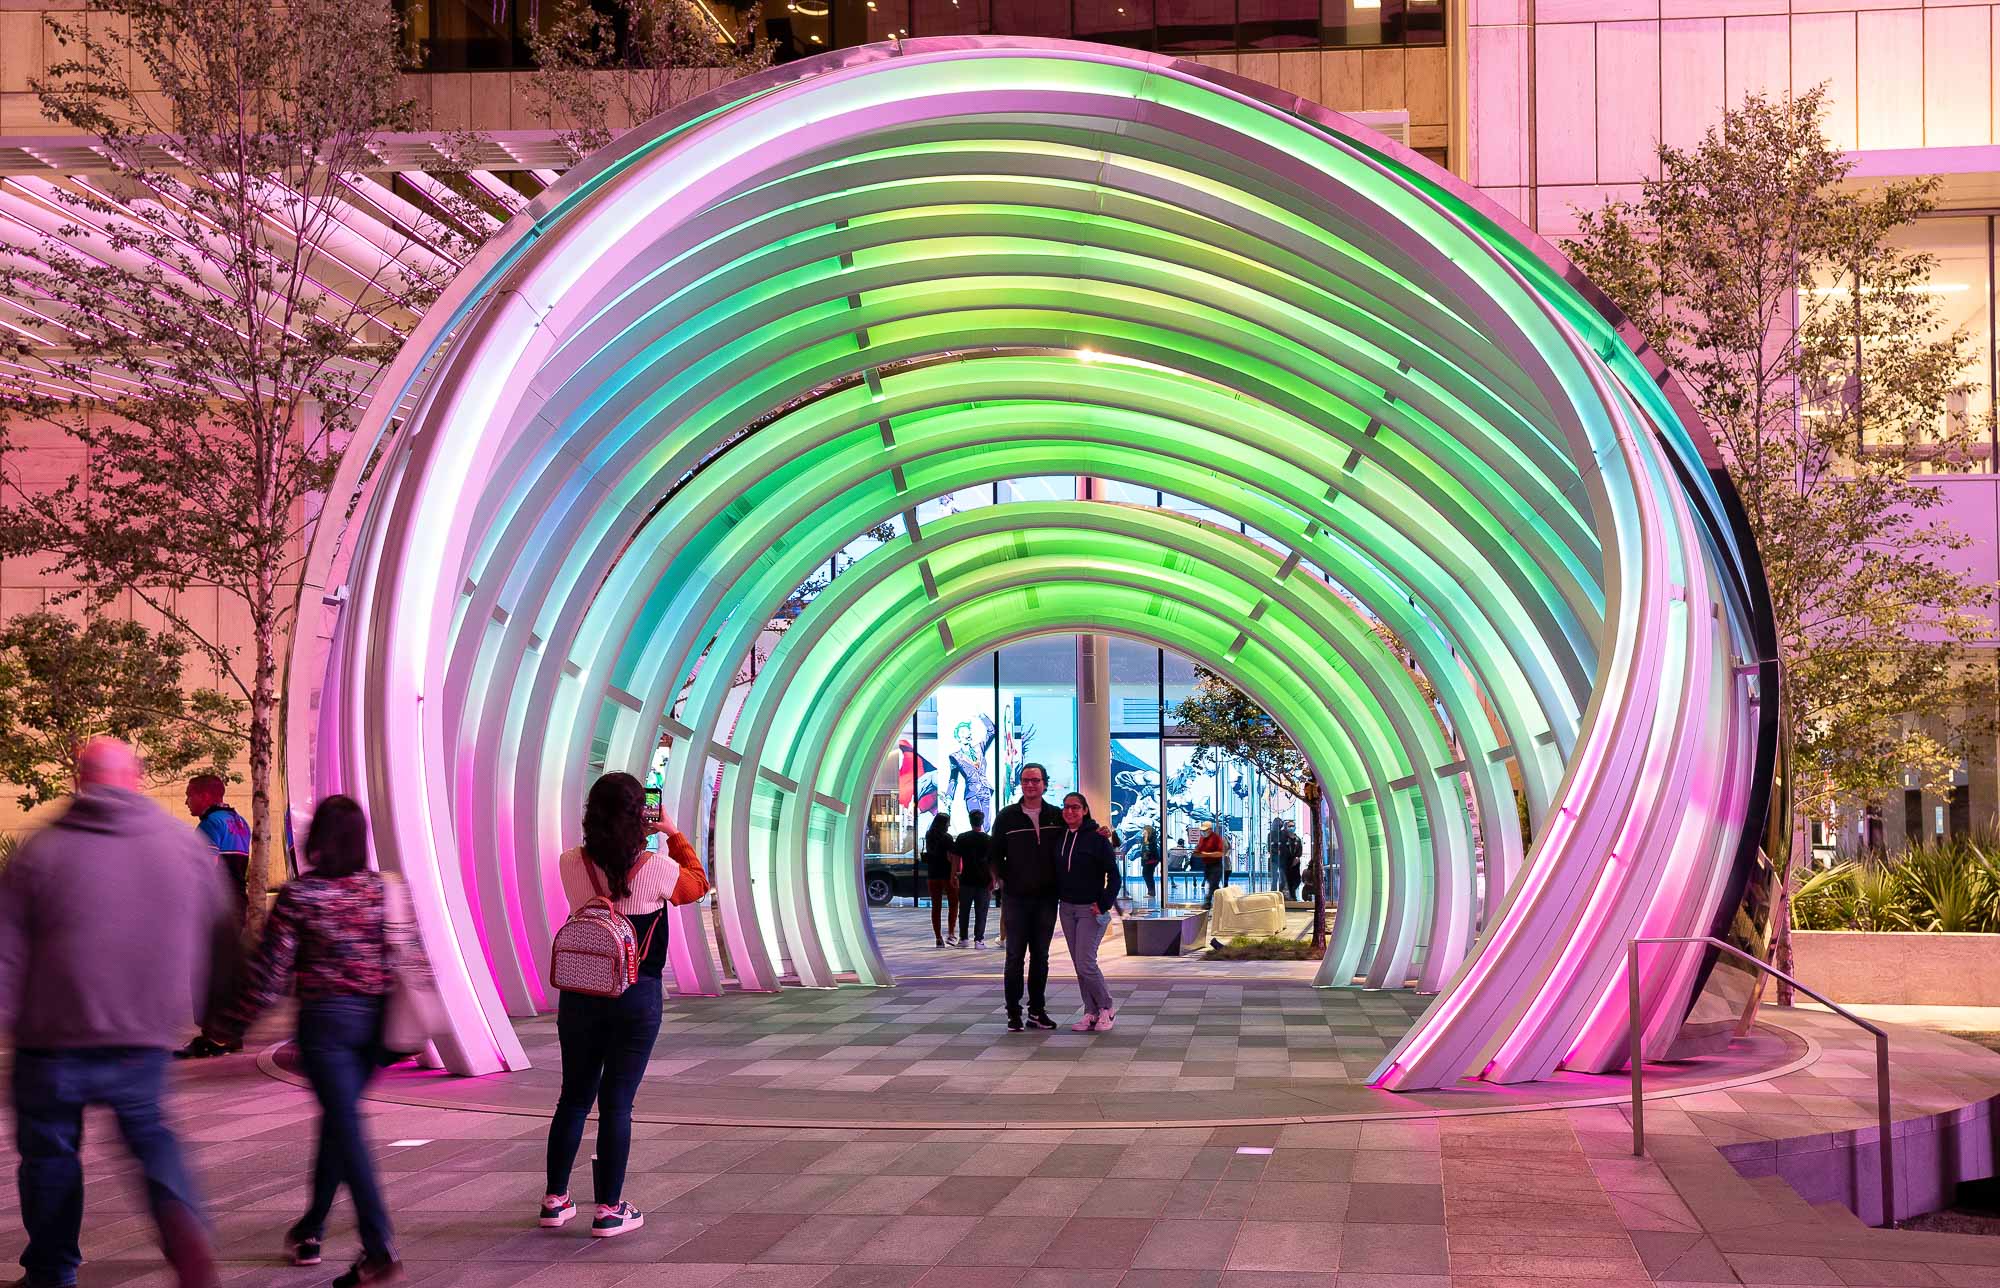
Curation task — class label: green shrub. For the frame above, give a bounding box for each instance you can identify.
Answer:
[1794,830,2000,933]
[1203,934,1325,961]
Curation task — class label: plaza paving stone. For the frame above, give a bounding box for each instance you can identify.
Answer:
[5,911,2000,1286]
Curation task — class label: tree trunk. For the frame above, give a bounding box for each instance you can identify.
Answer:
[242,607,278,946]
[1772,811,1807,1007]
[1305,777,1326,950]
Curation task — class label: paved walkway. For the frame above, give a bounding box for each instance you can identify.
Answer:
[10,1021,2000,1288]
[861,903,1326,985]
[267,982,1805,1128]
[7,915,2000,1286]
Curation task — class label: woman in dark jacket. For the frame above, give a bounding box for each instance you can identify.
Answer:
[924,813,958,947]
[1054,791,1122,1032]
[204,795,423,1287]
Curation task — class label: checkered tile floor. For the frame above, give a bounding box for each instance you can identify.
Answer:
[274,935,1809,1126]
[14,1009,2000,1288]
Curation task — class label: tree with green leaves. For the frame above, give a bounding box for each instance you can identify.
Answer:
[1566,86,1994,997]
[1173,663,1327,949]
[524,0,774,166]
[0,0,452,933]
[0,611,242,811]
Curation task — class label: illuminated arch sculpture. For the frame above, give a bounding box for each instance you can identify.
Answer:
[289,38,1777,1090]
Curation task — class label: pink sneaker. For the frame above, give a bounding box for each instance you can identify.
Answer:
[1071,1013,1098,1032]
[1096,1009,1115,1031]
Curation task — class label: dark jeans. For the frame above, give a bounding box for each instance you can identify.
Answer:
[1141,862,1158,899]
[928,879,958,942]
[1204,866,1225,909]
[546,976,664,1206]
[1001,896,1059,1018]
[12,1046,209,1288]
[294,995,393,1261]
[957,884,991,942]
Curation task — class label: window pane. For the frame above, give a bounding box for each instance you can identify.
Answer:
[994,0,1072,37]
[999,636,1078,804]
[1157,0,1233,52]
[1403,0,1444,44]
[924,654,999,835]
[1076,0,1152,47]
[912,0,990,34]
[867,0,910,40]
[1323,0,1391,47]
[1000,475,1076,502]
[1099,480,1160,505]
[1895,216,1994,470]
[1240,0,1316,49]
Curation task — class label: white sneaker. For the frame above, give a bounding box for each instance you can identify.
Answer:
[1071,1013,1098,1033]
[1096,1009,1116,1031]
[591,1202,644,1237]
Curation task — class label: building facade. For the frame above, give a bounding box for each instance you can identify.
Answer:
[0,0,1992,855]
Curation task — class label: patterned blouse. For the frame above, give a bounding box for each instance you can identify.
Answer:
[208,871,423,1044]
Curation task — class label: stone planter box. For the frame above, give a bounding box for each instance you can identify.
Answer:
[1790,930,2000,1006]
[1123,913,1205,956]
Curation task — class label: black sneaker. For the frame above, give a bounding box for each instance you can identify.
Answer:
[537,1194,575,1228]
[1007,1014,1025,1032]
[287,1234,323,1266]
[1026,1011,1058,1030]
[331,1255,403,1287]
[591,1202,644,1238]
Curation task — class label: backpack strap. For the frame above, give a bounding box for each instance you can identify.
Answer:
[580,850,662,959]
[628,852,659,960]
[580,853,611,905]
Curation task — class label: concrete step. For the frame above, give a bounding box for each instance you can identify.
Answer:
[1813,1199,1868,1230]
[1747,1173,1828,1224]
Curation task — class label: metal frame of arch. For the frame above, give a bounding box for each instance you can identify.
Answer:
[286,37,1777,1090]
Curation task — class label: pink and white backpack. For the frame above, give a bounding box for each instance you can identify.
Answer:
[549,854,656,997]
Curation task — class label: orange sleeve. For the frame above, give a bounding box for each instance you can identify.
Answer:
[664,830,710,905]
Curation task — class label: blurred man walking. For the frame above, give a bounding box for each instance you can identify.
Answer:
[0,738,235,1288]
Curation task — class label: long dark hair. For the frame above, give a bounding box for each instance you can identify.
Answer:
[925,812,953,851]
[304,795,369,878]
[582,772,648,900]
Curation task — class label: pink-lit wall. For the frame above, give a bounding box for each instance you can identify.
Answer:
[1900,475,2000,646]
[1466,1,2000,237]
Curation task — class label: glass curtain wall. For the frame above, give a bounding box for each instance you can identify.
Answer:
[1806,213,1998,473]
[826,0,1442,50]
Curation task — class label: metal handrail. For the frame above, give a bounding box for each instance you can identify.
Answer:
[1627,935,1895,1227]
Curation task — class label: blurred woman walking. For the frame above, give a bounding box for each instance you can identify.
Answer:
[204,795,422,1287]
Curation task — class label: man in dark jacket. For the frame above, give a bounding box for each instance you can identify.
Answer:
[0,738,234,1288]
[952,810,993,948]
[989,763,1064,1030]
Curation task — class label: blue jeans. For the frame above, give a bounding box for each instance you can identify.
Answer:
[1001,897,1059,1017]
[546,975,663,1206]
[12,1047,209,1288]
[957,884,990,942]
[294,996,393,1261]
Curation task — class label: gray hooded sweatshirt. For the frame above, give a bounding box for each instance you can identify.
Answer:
[0,786,236,1050]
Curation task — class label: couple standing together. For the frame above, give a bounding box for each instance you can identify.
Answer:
[989,763,1121,1033]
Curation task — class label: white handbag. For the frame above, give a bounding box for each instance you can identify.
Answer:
[379,877,447,1060]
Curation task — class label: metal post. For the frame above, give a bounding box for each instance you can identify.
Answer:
[1628,940,1644,1157]
[1877,1033,1896,1225]
[1628,934,1900,1228]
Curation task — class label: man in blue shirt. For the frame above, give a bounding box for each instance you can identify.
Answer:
[176,775,250,1060]
[185,774,250,920]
